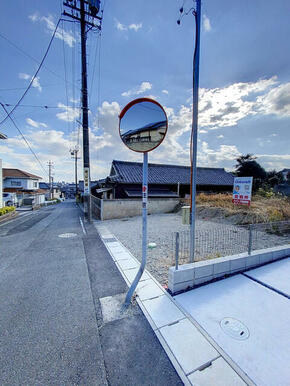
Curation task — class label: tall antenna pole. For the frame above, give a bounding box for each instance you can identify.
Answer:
[190,0,201,262]
[63,0,102,221]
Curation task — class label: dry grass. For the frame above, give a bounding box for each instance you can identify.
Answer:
[182,193,290,224]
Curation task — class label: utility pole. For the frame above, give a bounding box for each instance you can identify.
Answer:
[63,0,102,222]
[189,0,201,263]
[70,146,80,199]
[48,160,54,200]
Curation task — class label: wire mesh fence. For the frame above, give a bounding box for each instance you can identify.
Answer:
[173,220,290,267]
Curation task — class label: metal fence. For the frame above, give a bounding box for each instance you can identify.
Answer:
[173,220,290,268]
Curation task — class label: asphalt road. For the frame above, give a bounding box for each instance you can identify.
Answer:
[0,201,181,385]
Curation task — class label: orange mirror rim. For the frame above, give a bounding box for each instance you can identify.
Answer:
[119,97,168,153]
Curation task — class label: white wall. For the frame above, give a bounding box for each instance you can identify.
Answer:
[3,178,39,190]
[101,198,179,220]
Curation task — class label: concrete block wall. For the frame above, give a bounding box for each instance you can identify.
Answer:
[168,244,290,294]
[102,198,179,220]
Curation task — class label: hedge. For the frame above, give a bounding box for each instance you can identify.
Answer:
[0,206,16,216]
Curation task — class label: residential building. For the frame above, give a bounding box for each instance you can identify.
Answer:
[3,168,45,205]
[92,160,235,199]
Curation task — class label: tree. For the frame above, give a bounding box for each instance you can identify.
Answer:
[234,154,267,191]
[266,170,284,188]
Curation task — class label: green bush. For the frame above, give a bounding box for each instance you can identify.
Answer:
[0,206,16,216]
[256,187,276,198]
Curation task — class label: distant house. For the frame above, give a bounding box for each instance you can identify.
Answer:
[280,168,290,182]
[93,160,234,199]
[3,168,45,205]
[121,120,167,152]
[39,182,62,199]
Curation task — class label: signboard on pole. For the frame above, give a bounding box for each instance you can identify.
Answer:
[232,177,253,206]
[84,167,90,195]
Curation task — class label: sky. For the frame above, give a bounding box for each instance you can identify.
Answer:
[0,0,289,182]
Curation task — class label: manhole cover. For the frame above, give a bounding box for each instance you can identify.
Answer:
[220,317,250,340]
[58,233,77,238]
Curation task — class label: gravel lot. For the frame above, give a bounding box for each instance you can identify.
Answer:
[104,212,290,285]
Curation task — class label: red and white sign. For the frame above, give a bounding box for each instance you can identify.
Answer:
[232,177,253,206]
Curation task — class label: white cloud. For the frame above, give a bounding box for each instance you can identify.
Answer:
[218,134,224,138]
[162,89,169,95]
[19,73,42,92]
[115,19,127,31]
[256,82,290,117]
[198,77,278,129]
[29,13,39,22]
[19,73,30,80]
[26,118,47,128]
[122,81,152,97]
[199,130,207,134]
[129,23,142,31]
[203,15,211,32]
[115,19,142,32]
[56,103,80,122]
[29,14,76,47]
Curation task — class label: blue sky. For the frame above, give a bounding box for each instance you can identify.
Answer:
[0,0,289,182]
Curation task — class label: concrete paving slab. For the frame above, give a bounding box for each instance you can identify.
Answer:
[142,294,185,328]
[123,267,150,283]
[188,357,246,386]
[136,279,164,300]
[117,257,139,270]
[246,257,290,297]
[175,274,290,385]
[159,318,219,375]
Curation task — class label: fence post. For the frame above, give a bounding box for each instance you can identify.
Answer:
[248,224,253,255]
[175,232,179,270]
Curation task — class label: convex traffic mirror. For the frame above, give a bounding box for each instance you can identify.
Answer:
[119,98,168,153]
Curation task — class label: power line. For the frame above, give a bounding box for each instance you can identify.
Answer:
[0,103,49,177]
[0,18,62,127]
[0,31,79,90]
[2,103,61,109]
[61,19,71,136]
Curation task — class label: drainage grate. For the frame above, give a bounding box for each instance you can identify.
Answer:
[220,317,250,340]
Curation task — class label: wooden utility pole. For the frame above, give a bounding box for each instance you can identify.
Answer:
[48,160,54,199]
[70,146,80,199]
[63,0,102,221]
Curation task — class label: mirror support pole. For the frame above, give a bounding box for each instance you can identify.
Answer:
[124,152,148,306]
[190,0,201,263]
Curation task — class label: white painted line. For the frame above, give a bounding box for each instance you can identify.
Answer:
[79,217,86,235]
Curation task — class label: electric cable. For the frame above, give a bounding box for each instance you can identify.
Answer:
[0,18,62,127]
[0,30,79,93]
[61,19,71,136]
[0,103,49,177]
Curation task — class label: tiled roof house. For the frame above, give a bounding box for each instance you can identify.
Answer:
[93,160,234,198]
